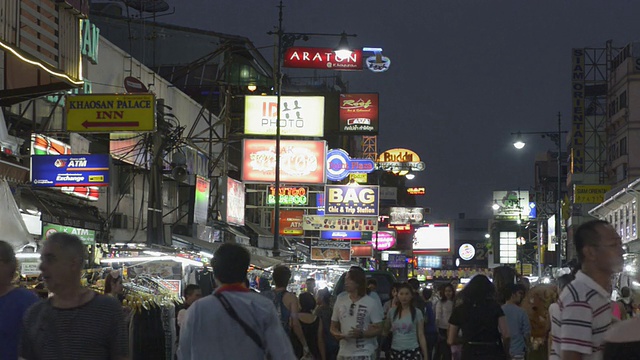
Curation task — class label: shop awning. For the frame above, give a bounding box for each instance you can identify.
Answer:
[250,252,282,269]
[172,234,221,253]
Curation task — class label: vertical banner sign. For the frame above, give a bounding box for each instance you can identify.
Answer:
[339,94,379,133]
[325,185,379,216]
[226,178,245,226]
[193,176,210,225]
[571,49,585,174]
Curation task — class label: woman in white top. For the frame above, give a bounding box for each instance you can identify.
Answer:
[434,283,455,360]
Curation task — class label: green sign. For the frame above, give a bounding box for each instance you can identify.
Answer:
[42,223,96,246]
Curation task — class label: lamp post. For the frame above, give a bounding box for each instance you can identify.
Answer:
[511,112,567,270]
[269,1,356,257]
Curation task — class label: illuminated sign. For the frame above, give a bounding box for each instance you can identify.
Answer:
[274,210,304,236]
[43,223,95,246]
[349,173,368,184]
[413,224,451,252]
[458,243,476,261]
[339,94,379,133]
[351,243,373,258]
[226,178,245,226]
[66,94,155,132]
[193,176,210,225]
[31,134,99,201]
[244,96,325,137]
[242,139,326,184]
[369,231,396,250]
[302,215,378,231]
[389,207,425,225]
[326,149,375,181]
[407,187,426,196]
[366,55,391,73]
[283,47,363,71]
[31,154,110,187]
[266,186,309,206]
[311,240,351,261]
[377,148,425,172]
[320,231,362,240]
[574,184,611,204]
[324,185,379,216]
[492,191,531,220]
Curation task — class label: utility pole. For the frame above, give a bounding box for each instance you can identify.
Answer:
[147,98,165,245]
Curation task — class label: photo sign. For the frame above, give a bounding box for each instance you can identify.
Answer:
[324,185,379,216]
[244,95,324,137]
[242,140,326,184]
[302,215,378,232]
[339,94,379,133]
[311,240,351,261]
[31,154,110,187]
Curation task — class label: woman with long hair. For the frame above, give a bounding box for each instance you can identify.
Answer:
[104,270,124,302]
[434,283,455,359]
[298,292,326,360]
[447,275,510,360]
[384,282,401,316]
[384,283,429,360]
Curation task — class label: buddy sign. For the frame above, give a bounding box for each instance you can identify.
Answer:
[324,185,379,216]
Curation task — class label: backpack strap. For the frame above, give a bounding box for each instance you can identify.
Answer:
[215,292,265,352]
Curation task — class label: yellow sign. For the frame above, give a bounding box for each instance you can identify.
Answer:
[66,94,155,132]
[574,185,611,204]
[517,263,533,275]
[377,148,421,163]
[349,173,368,184]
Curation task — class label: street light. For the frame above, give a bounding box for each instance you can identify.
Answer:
[269,1,357,257]
[511,112,567,270]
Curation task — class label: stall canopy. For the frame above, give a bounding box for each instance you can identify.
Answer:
[172,234,221,253]
[0,179,31,248]
[249,251,282,269]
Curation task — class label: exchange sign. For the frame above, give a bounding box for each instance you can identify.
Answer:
[31,154,110,187]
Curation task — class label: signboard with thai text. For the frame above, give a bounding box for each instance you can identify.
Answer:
[324,185,379,216]
[284,47,363,71]
[339,94,379,133]
[244,96,324,137]
[574,185,611,204]
[302,215,378,232]
[66,94,155,132]
[242,139,326,184]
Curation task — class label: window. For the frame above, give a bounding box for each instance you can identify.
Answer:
[116,166,133,195]
[620,137,628,156]
[619,91,627,109]
[499,231,517,264]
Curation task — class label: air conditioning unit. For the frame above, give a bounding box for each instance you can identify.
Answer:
[111,213,129,229]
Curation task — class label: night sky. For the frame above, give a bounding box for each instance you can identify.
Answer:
[161,0,640,220]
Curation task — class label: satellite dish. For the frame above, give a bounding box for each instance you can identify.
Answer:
[124,0,170,13]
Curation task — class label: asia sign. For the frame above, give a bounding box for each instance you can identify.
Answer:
[283,47,363,71]
[244,96,325,137]
[326,149,375,181]
[339,94,379,133]
[31,154,110,187]
[574,184,611,204]
[389,207,425,225]
[310,240,351,261]
[571,48,585,174]
[226,178,245,226]
[42,223,95,246]
[66,94,155,132]
[302,215,378,232]
[266,186,309,206]
[325,185,379,216]
[242,140,326,184]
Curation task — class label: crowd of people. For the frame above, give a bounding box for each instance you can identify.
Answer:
[1,219,639,359]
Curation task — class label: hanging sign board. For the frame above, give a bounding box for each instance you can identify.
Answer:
[284,47,363,71]
[302,215,378,231]
[311,240,351,261]
[324,185,379,216]
[31,154,110,187]
[66,94,155,132]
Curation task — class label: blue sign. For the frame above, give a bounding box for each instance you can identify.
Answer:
[326,149,375,181]
[31,154,110,187]
[320,231,362,240]
[527,202,537,219]
[316,193,325,215]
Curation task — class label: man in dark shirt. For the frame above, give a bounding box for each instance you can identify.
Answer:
[176,285,202,334]
[20,233,128,360]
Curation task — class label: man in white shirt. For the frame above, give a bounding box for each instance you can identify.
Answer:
[554,220,624,360]
[330,267,384,360]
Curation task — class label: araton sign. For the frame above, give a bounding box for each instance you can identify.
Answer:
[283,47,363,71]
